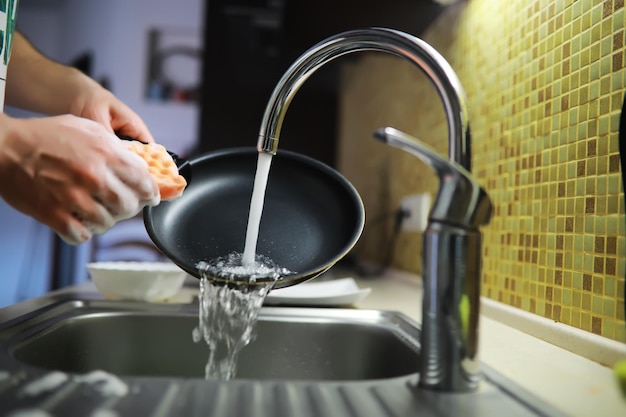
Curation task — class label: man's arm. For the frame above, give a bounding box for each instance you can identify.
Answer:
[4,31,96,116]
[4,31,155,143]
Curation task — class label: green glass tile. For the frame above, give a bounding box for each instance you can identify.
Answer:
[604,298,616,318]
[603,319,615,339]
[616,324,626,343]
[592,295,603,314]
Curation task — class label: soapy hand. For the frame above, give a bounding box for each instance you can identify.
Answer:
[0,114,161,244]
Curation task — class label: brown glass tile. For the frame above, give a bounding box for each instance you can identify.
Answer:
[577,160,586,176]
[607,236,617,254]
[587,139,597,156]
[565,217,574,232]
[609,154,620,173]
[595,237,605,253]
[606,258,616,275]
[585,197,596,213]
[553,305,562,322]
[546,286,553,301]
[583,274,593,291]
[603,0,613,17]
[615,31,624,51]
[595,257,605,273]
[591,316,602,335]
[563,41,571,57]
[556,253,563,267]
[613,51,624,71]
[555,270,563,286]
[616,0,625,9]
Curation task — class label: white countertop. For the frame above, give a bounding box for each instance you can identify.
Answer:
[349,269,626,417]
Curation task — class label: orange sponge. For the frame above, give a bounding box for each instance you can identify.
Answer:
[125,142,187,201]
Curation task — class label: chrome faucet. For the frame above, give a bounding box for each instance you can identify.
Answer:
[256,28,493,392]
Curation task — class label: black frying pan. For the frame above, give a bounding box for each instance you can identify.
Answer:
[143,147,365,289]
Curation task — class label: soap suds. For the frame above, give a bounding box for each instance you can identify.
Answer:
[20,372,69,397]
[75,370,128,397]
[90,409,120,417]
[7,409,54,417]
[19,370,128,403]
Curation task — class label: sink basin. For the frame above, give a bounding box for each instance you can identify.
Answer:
[7,301,419,381]
[0,298,567,417]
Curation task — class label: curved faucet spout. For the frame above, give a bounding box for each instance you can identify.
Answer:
[257,27,473,171]
[257,28,485,393]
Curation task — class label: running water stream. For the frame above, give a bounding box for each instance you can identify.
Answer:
[242,152,274,266]
[193,152,294,380]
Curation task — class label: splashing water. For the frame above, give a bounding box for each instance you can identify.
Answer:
[192,152,295,380]
[193,253,293,380]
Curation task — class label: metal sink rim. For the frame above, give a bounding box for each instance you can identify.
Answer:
[2,300,423,383]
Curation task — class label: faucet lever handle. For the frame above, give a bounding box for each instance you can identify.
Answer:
[374,127,492,229]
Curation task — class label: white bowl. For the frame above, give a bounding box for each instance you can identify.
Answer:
[87,262,187,302]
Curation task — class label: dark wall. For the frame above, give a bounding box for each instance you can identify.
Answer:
[197,0,442,167]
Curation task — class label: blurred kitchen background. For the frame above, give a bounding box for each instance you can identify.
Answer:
[1,0,624,347]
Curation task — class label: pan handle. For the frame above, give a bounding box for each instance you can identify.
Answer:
[118,136,192,183]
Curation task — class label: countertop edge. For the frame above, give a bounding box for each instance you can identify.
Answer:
[481,296,626,368]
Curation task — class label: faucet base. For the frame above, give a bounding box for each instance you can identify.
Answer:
[419,222,482,392]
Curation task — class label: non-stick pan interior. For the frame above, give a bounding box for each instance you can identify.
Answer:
[144,148,364,288]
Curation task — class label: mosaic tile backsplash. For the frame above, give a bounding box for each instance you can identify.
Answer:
[336,0,626,342]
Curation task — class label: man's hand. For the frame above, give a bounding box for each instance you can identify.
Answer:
[0,114,160,244]
[68,81,156,144]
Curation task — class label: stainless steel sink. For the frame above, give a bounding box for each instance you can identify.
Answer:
[6,301,420,381]
[0,297,568,417]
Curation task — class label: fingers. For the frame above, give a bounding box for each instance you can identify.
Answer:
[96,167,159,221]
[43,187,117,245]
[109,102,156,144]
[107,144,161,207]
[71,81,156,144]
[46,207,94,245]
[116,119,155,144]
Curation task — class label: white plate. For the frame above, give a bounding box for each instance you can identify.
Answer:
[264,277,371,307]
